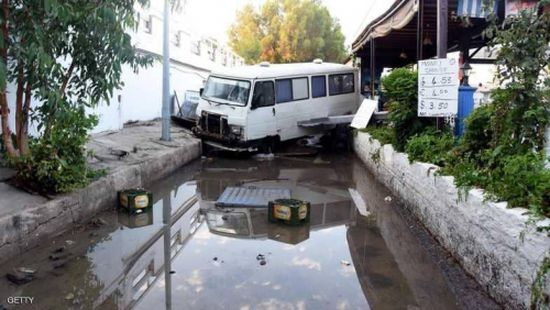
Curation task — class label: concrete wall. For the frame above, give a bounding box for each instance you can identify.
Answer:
[353,131,550,309]
[0,136,201,265]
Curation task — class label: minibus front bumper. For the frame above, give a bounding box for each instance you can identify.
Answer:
[202,140,258,152]
[192,126,259,152]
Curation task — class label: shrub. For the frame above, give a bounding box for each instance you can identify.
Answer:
[11,106,103,193]
[363,126,395,146]
[460,104,493,156]
[405,130,455,166]
[486,153,550,216]
[381,67,433,151]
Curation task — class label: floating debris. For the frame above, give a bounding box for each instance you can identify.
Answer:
[256,254,267,266]
[65,293,75,301]
[52,259,69,269]
[253,153,275,161]
[384,196,392,203]
[88,218,107,228]
[16,267,36,275]
[51,246,66,254]
[6,268,36,285]
[49,252,70,261]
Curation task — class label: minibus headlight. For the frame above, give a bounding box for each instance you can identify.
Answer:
[230,125,243,136]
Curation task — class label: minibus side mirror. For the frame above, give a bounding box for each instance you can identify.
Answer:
[199,88,204,97]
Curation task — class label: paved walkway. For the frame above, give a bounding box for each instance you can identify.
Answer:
[0,121,198,218]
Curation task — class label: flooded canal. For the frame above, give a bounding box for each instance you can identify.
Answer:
[0,154,500,310]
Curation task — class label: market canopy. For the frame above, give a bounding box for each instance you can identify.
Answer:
[351,0,506,68]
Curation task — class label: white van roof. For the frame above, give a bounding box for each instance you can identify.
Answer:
[210,62,355,80]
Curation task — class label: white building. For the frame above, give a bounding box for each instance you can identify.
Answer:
[92,1,244,133]
[4,1,244,135]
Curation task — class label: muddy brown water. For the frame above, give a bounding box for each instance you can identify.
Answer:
[0,154,501,310]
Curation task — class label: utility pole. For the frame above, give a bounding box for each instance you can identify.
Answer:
[161,0,171,141]
[436,0,448,130]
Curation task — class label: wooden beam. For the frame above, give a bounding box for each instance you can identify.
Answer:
[370,38,376,99]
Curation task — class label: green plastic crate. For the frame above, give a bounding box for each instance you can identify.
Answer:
[119,189,153,214]
[268,199,310,226]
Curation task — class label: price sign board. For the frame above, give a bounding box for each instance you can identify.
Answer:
[418,58,459,117]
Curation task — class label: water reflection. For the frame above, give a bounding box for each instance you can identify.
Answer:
[0,155,482,309]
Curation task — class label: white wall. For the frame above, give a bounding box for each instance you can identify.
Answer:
[1,1,243,137]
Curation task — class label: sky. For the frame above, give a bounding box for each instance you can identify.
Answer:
[185,0,393,48]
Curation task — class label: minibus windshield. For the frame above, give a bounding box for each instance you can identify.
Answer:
[202,76,251,106]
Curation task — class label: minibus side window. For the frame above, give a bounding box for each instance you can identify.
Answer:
[328,73,354,96]
[311,75,327,98]
[252,81,275,108]
[276,77,309,103]
[276,79,292,103]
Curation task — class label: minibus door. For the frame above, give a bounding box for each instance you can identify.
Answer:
[248,80,276,141]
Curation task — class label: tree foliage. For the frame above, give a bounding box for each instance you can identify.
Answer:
[0,0,152,192]
[228,0,347,64]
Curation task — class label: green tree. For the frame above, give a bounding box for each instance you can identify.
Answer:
[0,0,152,192]
[228,0,347,64]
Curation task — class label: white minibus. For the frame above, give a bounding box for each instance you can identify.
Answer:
[193,60,359,152]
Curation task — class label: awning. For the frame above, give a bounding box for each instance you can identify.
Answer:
[352,0,418,52]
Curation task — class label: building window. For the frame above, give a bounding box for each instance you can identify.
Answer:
[276,77,309,103]
[311,75,326,98]
[208,46,216,61]
[143,15,152,34]
[174,32,181,47]
[329,73,354,96]
[191,41,200,55]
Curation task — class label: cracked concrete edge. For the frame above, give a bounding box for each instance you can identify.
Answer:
[0,139,201,265]
[353,131,550,309]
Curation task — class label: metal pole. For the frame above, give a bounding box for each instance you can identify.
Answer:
[162,194,172,310]
[436,0,448,129]
[161,0,171,141]
[437,0,448,58]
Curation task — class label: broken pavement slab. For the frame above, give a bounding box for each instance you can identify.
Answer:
[0,121,201,265]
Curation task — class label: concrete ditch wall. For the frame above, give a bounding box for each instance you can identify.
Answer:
[0,138,201,264]
[353,131,550,309]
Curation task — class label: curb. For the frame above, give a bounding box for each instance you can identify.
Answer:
[353,131,550,309]
[0,139,201,264]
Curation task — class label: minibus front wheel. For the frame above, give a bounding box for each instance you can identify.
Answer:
[259,136,279,154]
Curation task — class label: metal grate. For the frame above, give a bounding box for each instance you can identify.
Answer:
[216,187,291,208]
